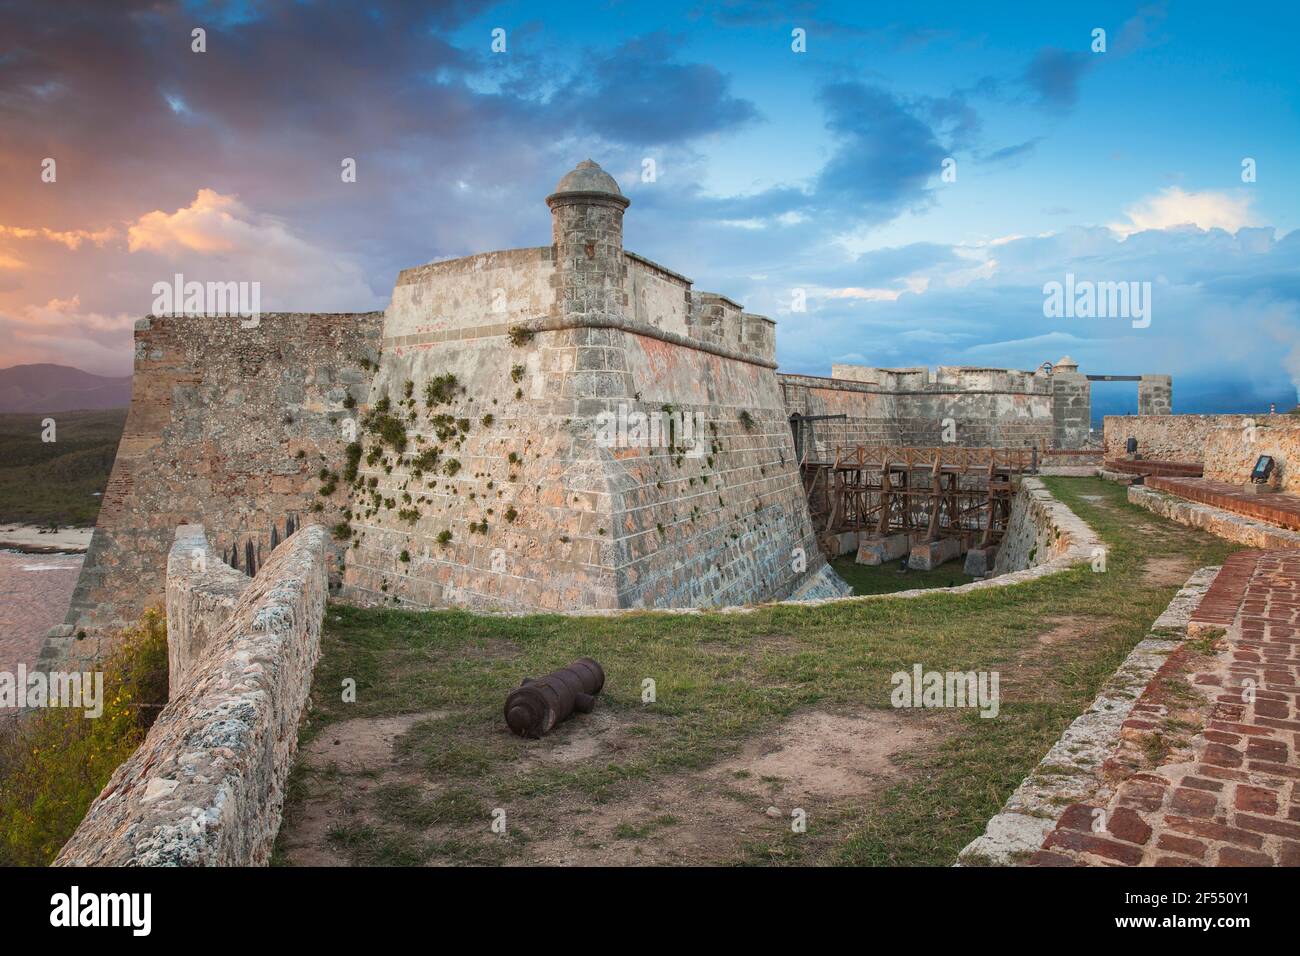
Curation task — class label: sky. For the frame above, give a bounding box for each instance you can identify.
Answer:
[0,0,1297,416]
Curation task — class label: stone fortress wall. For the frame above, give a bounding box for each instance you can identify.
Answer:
[43,311,382,667]
[340,161,839,611]
[1104,412,1300,492]
[44,160,1181,658]
[780,366,1056,458]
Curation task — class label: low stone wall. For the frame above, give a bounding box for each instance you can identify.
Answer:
[1127,485,1300,550]
[164,525,251,697]
[994,478,1098,574]
[1203,419,1300,492]
[1102,413,1296,466]
[55,524,328,866]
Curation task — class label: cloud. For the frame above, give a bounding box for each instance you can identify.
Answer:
[0,225,118,249]
[125,189,382,312]
[552,33,760,145]
[1109,187,1257,236]
[0,295,135,375]
[979,137,1043,165]
[1022,48,1093,112]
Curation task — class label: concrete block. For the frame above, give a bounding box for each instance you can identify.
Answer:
[963,546,996,576]
[856,532,911,565]
[909,536,962,570]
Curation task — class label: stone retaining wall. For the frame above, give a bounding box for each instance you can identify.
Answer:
[994,477,1098,574]
[1102,413,1298,474]
[55,524,328,866]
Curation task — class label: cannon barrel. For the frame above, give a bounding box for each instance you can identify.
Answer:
[504,658,605,738]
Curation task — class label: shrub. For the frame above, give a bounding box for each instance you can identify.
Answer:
[0,609,168,866]
[424,374,459,407]
[507,326,534,346]
[343,442,363,483]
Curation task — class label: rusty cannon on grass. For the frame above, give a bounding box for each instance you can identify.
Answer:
[504,658,606,738]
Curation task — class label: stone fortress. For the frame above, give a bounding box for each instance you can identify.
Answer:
[44,160,1176,664]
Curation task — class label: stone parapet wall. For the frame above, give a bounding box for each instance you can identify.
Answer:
[164,525,249,696]
[1128,484,1300,549]
[47,311,383,665]
[1203,419,1300,491]
[1103,413,1262,463]
[55,524,328,867]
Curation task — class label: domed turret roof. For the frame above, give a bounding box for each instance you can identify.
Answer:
[547,159,629,208]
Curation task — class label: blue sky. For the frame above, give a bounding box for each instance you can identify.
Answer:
[1,0,1297,416]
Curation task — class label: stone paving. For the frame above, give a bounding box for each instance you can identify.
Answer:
[1029,549,1300,866]
[1147,476,1300,532]
[0,549,83,676]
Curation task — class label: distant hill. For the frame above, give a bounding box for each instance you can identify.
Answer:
[0,363,131,413]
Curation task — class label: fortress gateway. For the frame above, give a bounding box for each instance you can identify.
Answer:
[46,161,1168,662]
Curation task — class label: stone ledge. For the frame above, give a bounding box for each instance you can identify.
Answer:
[1128,484,1300,550]
[54,525,328,867]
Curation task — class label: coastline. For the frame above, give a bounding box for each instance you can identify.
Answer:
[0,524,93,554]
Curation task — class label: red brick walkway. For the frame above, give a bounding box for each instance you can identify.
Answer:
[1030,549,1300,866]
[1104,459,1203,478]
[1147,476,1300,532]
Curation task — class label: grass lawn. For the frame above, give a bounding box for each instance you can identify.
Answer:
[0,409,125,527]
[831,554,975,594]
[275,476,1237,866]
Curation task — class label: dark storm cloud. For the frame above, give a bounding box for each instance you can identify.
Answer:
[812,82,948,217]
[551,33,760,145]
[1021,48,1093,112]
[0,0,769,311]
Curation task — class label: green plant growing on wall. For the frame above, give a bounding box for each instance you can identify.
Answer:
[343,442,363,483]
[508,326,534,346]
[430,413,458,442]
[362,400,408,452]
[739,410,756,431]
[424,373,460,407]
[510,364,525,383]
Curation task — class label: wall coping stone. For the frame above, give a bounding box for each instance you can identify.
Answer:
[55,524,328,866]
